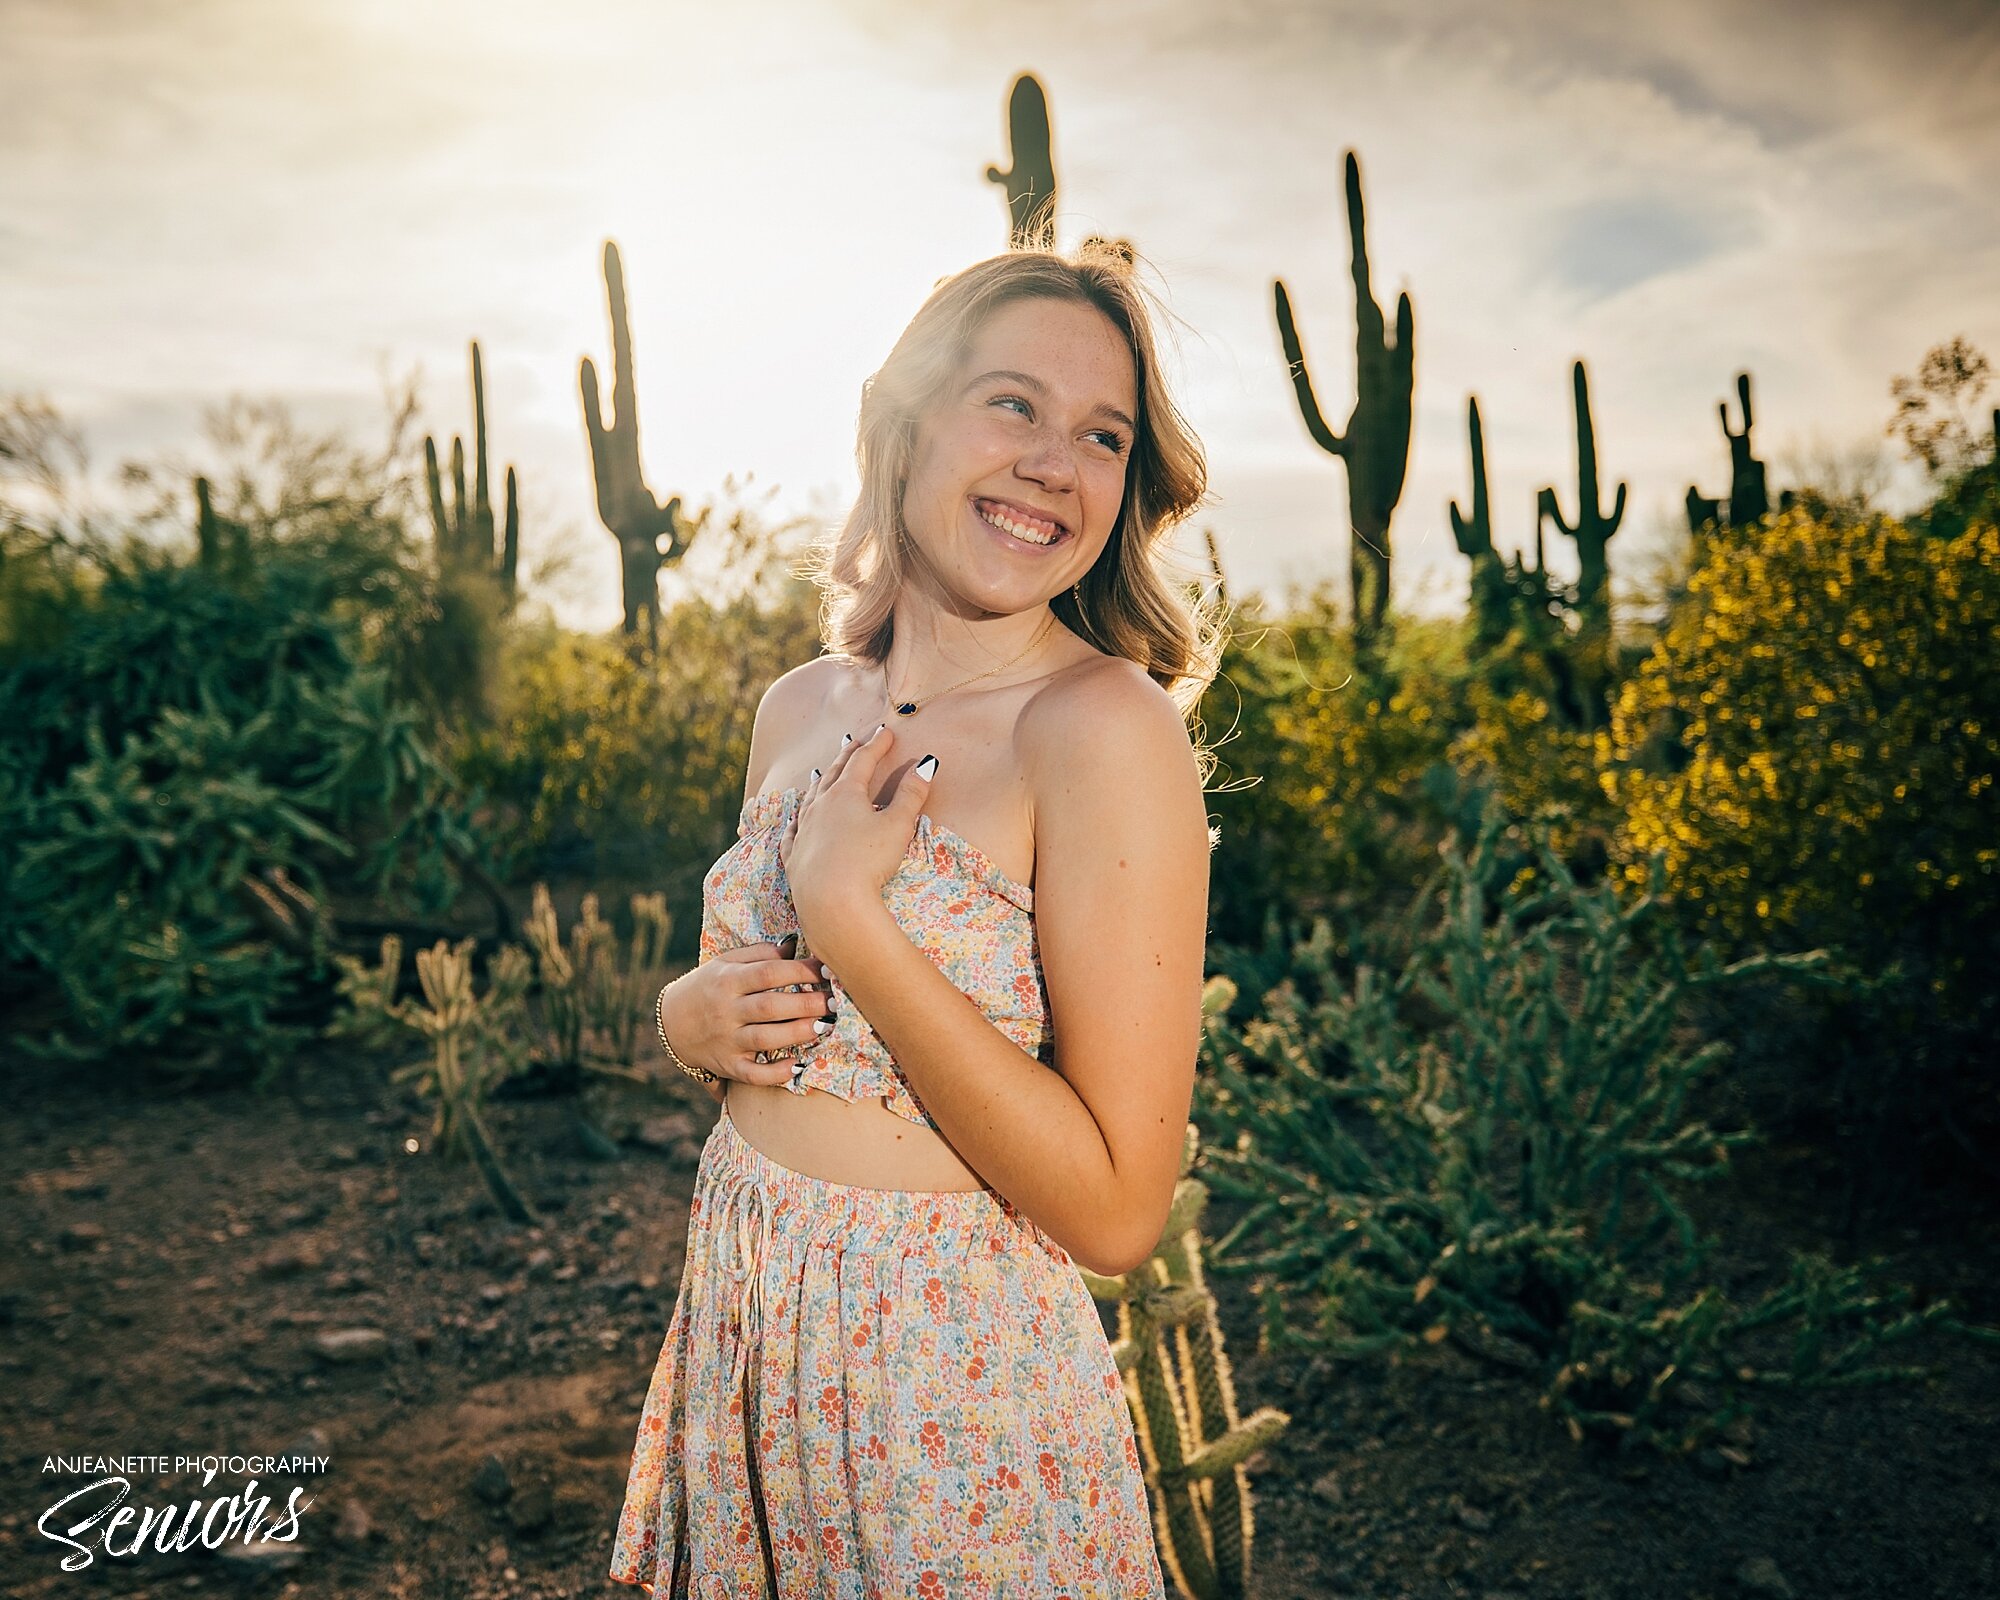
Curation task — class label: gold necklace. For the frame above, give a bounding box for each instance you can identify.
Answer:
[886,611,1059,717]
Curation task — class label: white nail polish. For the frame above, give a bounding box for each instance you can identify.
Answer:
[812,1018,832,1035]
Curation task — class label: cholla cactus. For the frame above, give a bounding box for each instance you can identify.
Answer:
[521,884,674,1082]
[581,891,672,1068]
[1080,1119,1290,1600]
[331,933,537,1224]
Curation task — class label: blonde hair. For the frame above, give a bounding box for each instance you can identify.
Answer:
[804,242,1227,769]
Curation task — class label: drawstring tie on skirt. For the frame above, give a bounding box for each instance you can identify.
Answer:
[714,1171,776,1400]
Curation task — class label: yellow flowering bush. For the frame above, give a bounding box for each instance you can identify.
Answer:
[1201,586,1461,947]
[1599,506,1999,1134]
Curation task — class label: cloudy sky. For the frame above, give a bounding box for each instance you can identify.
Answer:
[5,0,1997,630]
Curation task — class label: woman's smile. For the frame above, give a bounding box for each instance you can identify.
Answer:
[968,494,1073,551]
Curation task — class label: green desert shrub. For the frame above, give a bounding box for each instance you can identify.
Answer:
[0,547,495,1083]
[1191,806,1986,1456]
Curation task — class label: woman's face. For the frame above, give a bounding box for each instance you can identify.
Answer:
[898,294,1138,618]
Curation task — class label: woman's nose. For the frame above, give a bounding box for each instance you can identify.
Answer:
[1015,425,1078,488]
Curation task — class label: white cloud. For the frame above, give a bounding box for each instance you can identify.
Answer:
[1,0,1994,629]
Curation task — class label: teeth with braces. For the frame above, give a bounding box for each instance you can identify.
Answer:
[977,501,1065,546]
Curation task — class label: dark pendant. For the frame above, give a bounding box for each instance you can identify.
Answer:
[895,702,919,716]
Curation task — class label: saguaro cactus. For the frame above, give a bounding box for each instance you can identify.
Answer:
[1273,149,1414,649]
[579,240,694,650]
[1080,1124,1290,1600]
[985,73,1058,251]
[1686,372,1795,535]
[423,340,520,605]
[193,474,250,581]
[1537,359,1625,637]
[1448,395,1515,655]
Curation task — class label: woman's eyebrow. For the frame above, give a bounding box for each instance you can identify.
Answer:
[968,369,1135,432]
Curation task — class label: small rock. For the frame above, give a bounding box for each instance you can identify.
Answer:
[479,1283,510,1305]
[507,1480,553,1535]
[216,1538,305,1574]
[275,1426,332,1462]
[525,1248,557,1278]
[58,1222,106,1251]
[1452,1497,1492,1532]
[333,1497,373,1545]
[471,1453,512,1505]
[311,1328,390,1365]
[1734,1554,1795,1597]
[1310,1469,1343,1505]
[255,1242,324,1278]
[326,1143,361,1165]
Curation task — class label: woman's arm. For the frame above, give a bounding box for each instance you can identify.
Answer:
[806,660,1210,1276]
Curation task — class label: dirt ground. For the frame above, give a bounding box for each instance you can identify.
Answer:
[4,1015,1998,1600]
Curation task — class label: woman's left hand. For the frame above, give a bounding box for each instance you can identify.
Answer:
[780,721,936,960]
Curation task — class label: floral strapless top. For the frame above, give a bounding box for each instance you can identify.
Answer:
[697,784,1053,1130]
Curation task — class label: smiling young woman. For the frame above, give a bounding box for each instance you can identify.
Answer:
[610,242,1224,1598]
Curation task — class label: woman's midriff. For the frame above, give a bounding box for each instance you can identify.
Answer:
[724,1080,989,1192]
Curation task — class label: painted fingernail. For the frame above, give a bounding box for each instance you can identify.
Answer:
[810,768,821,782]
[915,754,938,781]
[841,732,853,747]
[874,721,887,736]
[812,1018,832,1035]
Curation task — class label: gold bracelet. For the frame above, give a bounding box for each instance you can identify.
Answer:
[656,981,718,1084]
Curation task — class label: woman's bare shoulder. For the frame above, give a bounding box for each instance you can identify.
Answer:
[1016,651,1189,788]
[744,655,869,795]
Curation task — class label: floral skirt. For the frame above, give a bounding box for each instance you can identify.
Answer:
[608,1102,1167,1599]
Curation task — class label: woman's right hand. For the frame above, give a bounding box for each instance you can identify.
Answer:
[657,936,834,1101]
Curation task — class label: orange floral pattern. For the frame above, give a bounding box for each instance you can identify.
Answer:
[697,785,1053,1129]
[608,1107,1166,1597]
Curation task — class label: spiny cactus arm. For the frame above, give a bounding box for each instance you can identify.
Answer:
[471,341,493,563]
[1571,361,1601,504]
[1723,371,1753,442]
[1569,360,1628,534]
[1449,395,1492,556]
[422,437,450,549]
[1177,1409,1289,1480]
[1272,279,1346,457]
[579,352,615,507]
[1361,289,1418,521]
[1343,150,1381,361]
[449,434,469,553]
[501,466,519,595]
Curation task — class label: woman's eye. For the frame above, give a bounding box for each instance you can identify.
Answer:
[992,396,1128,456]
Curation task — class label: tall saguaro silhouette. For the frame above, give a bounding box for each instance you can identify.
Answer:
[1686,372,1794,535]
[579,241,694,650]
[1536,359,1626,727]
[1273,150,1414,650]
[985,74,1058,251]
